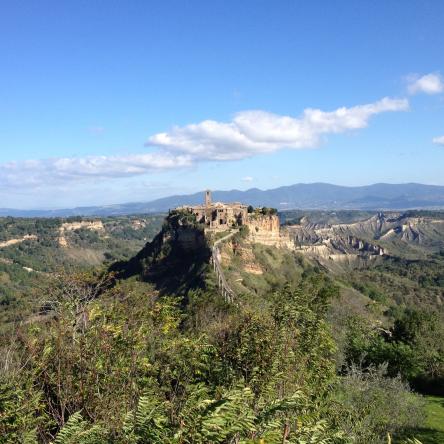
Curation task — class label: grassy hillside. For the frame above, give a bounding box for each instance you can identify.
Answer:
[396,395,444,444]
[417,396,444,444]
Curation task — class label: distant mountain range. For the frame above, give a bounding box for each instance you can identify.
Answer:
[2,183,444,217]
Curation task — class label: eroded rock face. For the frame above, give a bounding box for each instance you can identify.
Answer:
[60,220,104,232]
[58,220,105,247]
[0,234,38,248]
[288,217,387,266]
[286,212,444,268]
[246,214,294,249]
[131,219,149,230]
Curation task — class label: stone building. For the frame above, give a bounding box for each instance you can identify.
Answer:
[178,190,248,232]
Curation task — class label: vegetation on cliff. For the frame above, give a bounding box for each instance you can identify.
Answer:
[109,210,211,296]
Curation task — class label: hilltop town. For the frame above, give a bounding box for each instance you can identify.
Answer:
[178,190,249,231]
[176,190,294,249]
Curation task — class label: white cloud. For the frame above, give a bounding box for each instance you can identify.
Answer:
[0,153,191,188]
[433,135,444,145]
[407,73,444,95]
[242,176,254,182]
[1,96,408,191]
[147,97,408,161]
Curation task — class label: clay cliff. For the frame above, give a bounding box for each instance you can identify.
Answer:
[246,214,294,249]
[286,212,444,267]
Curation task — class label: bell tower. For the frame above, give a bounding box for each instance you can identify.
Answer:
[205,190,212,207]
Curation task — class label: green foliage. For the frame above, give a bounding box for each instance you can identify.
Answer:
[166,209,199,230]
[344,308,444,395]
[123,394,169,443]
[332,364,425,444]
[259,207,278,216]
[375,257,444,290]
[387,395,443,443]
[231,224,249,243]
[52,412,106,444]
[0,264,349,442]
[0,215,163,333]
[172,385,255,443]
[41,386,346,444]
[406,395,444,444]
[0,377,48,444]
[350,280,388,304]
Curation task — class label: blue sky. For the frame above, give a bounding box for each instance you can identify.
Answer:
[1,1,443,209]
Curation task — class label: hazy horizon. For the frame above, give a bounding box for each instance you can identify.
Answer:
[2,181,444,212]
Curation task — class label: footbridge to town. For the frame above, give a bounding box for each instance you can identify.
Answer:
[211,229,238,304]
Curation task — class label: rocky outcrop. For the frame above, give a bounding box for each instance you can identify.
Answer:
[287,211,444,268]
[109,211,211,295]
[60,220,104,232]
[58,220,104,247]
[156,224,207,255]
[287,216,387,267]
[131,219,148,230]
[346,236,384,255]
[0,234,37,248]
[246,214,294,249]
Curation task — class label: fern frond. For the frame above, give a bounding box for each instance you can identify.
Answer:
[22,429,38,444]
[122,394,169,444]
[174,385,256,444]
[52,412,106,444]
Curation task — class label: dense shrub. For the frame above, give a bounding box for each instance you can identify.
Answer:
[333,364,425,443]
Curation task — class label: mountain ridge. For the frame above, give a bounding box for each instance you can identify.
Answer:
[2,182,444,217]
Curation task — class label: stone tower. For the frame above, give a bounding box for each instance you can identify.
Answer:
[205,190,212,207]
